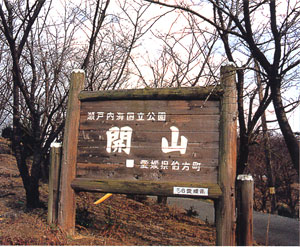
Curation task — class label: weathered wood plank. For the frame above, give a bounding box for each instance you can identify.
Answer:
[236,175,254,246]
[79,115,220,132]
[77,130,219,146]
[80,100,220,116]
[76,147,218,163]
[58,70,85,235]
[79,86,223,101]
[71,178,222,199]
[76,98,220,184]
[76,162,218,183]
[215,65,237,246]
[47,143,62,225]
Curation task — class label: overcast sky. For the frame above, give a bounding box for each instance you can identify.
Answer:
[51,0,299,133]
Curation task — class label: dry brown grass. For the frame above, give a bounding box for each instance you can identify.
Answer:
[0,137,216,245]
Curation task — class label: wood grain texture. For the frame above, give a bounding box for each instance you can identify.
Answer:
[76,162,218,183]
[47,145,62,224]
[215,65,237,246]
[76,99,220,184]
[58,71,85,235]
[71,178,222,199]
[236,178,254,246]
[79,86,223,101]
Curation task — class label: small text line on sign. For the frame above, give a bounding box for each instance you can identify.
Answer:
[173,187,209,196]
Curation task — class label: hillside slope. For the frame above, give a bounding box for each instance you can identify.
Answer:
[0,137,215,245]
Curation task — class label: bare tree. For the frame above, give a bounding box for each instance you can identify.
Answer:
[0,0,48,208]
[144,0,300,173]
[256,60,276,213]
[0,0,172,208]
[0,42,12,127]
[133,1,270,175]
[0,0,84,208]
[132,11,222,88]
[77,0,173,91]
[80,0,111,72]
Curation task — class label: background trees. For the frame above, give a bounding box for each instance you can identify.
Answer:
[144,0,300,174]
[0,0,298,209]
[247,133,298,217]
[0,0,77,208]
[0,0,172,208]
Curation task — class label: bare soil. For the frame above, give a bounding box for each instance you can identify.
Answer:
[0,138,215,245]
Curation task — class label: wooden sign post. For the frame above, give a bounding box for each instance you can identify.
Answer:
[237,175,254,246]
[215,65,237,245]
[47,142,62,224]
[56,65,237,245]
[58,70,85,234]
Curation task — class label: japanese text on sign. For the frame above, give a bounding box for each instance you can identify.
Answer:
[125,159,202,171]
[106,126,133,155]
[173,187,208,196]
[105,125,188,156]
[87,111,167,122]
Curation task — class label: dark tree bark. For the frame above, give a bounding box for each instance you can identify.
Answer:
[256,60,276,213]
[0,0,47,208]
[144,0,300,174]
[270,79,299,172]
[81,0,111,73]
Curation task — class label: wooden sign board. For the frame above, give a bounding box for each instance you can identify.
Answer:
[58,67,237,245]
[71,88,223,198]
[77,100,219,182]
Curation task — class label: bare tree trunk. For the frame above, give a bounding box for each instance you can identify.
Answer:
[81,0,111,74]
[12,82,41,208]
[236,69,249,175]
[256,62,276,213]
[26,151,43,208]
[271,80,299,174]
[0,0,46,209]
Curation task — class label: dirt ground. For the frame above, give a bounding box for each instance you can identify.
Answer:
[0,138,216,245]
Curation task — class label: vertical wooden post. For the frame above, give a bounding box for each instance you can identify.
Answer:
[236,175,254,246]
[48,142,62,224]
[58,70,85,235]
[215,64,237,246]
